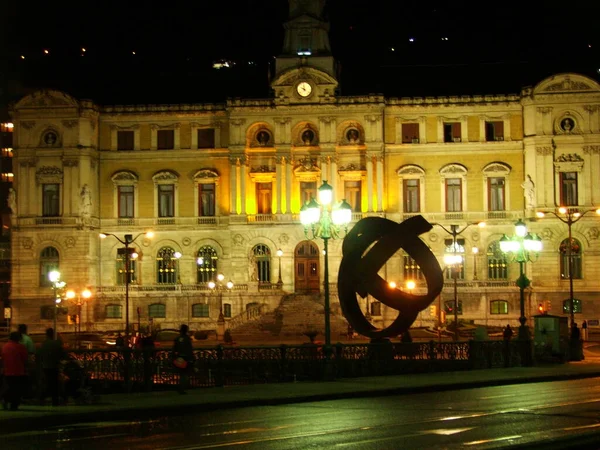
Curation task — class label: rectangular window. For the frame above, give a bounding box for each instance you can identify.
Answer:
[117,131,134,151]
[560,172,578,206]
[445,178,462,212]
[403,179,420,213]
[401,123,420,144]
[118,185,134,218]
[256,182,272,214]
[223,303,232,318]
[197,129,215,148]
[192,303,210,318]
[444,123,461,142]
[488,177,505,211]
[344,180,361,212]
[370,301,382,317]
[42,184,60,216]
[158,184,175,217]
[1,148,12,157]
[485,121,504,141]
[157,129,174,150]
[148,304,166,318]
[198,183,216,216]
[1,173,13,182]
[105,305,122,319]
[300,181,317,205]
[490,300,508,315]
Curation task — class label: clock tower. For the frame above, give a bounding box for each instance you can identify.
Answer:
[272,0,338,103]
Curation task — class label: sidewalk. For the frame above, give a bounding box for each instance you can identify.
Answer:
[2,358,600,433]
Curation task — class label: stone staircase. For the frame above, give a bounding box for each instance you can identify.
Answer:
[230,293,349,343]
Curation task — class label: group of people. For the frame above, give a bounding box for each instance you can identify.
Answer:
[1,325,66,411]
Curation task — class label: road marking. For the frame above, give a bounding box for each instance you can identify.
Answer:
[464,435,522,446]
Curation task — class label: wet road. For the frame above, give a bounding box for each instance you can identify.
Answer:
[6,377,600,449]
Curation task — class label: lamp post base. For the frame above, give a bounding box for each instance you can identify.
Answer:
[517,324,531,341]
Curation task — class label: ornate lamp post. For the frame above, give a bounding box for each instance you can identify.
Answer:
[300,180,352,350]
[472,247,479,280]
[276,248,283,287]
[499,219,542,341]
[537,207,600,327]
[66,288,92,334]
[436,223,485,340]
[48,271,66,340]
[99,231,154,344]
[208,273,234,340]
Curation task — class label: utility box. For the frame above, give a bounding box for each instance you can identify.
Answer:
[534,314,569,353]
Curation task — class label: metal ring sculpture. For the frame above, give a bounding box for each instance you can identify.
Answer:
[338,215,444,339]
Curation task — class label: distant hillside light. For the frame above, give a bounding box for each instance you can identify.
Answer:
[44,49,49,54]
[20,55,25,60]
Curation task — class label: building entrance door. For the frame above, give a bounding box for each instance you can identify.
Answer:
[294,240,320,293]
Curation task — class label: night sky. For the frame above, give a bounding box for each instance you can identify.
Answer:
[1,0,599,105]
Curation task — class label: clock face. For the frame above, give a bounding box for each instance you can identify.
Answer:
[297,81,312,97]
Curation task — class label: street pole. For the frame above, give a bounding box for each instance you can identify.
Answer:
[453,260,458,341]
[125,238,130,345]
[567,220,575,326]
[323,237,330,349]
[53,285,58,340]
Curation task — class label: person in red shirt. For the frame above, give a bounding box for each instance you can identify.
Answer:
[1,332,28,410]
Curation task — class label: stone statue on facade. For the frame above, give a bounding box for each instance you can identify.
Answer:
[79,184,92,217]
[7,188,16,216]
[249,254,259,281]
[521,174,536,210]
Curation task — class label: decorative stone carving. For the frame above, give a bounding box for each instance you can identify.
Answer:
[279,234,289,245]
[193,169,219,181]
[112,171,138,184]
[61,120,78,128]
[41,130,59,146]
[587,227,599,241]
[230,118,246,127]
[182,237,191,246]
[319,116,336,124]
[64,237,76,248]
[7,188,16,216]
[536,146,553,155]
[22,237,33,249]
[482,162,511,174]
[142,238,151,247]
[584,105,600,113]
[536,107,552,114]
[273,117,292,125]
[471,232,480,242]
[229,156,239,165]
[36,166,63,184]
[232,234,245,246]
[339,163,364,172]
[79,184,92,218]
[555,153,583,162]
[21,121,36,130]
[62,159,79,167]
[521,174,536,210]
[152,170,178,183]
[583,145,600,154]
[17,90,75,107]
[397,165,425,176]
[541,228,553,240]
[428,233,438,243]
[250,165,275,174]
[543,77,591,92]
[364,114,381,123]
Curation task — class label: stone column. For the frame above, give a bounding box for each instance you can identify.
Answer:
[275,156,283,214]
[286,157,292,214]
[229,156,237,214]
[366,153,374,212]
[240,156,247,215]
[376,152,384,212]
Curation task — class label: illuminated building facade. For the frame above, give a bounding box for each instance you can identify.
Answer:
[7,1,600,335]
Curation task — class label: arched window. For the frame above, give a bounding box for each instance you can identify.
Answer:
[148,303,166,318]
[560,238,582,279]
[403,254,424,281]
[444,238,465,280]
[105,304,122,319]
[253,244,271,283]
[192,303,209,318]
[156,247,179,284]
[487,241,508,280]
[490,300,508,314]
[116,248,137,285]
[197,246,218,283]
[40,246,59,287]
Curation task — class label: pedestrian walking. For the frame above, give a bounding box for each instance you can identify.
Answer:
[582,320,588,341]
[172,324,193,394]
[1,332,28,410]
[18,324,35,355]
[37,328,65,406]
[571,322,581,341]
[503,324,513,341]
[18,323,36,399]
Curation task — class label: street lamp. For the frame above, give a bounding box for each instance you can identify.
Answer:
[208,273,234,340]
[436,222,485,340]
[48,270,66,340]
[499,219,542,341]
[66,288,92,334]
[472,247,479,280]
[537,207,600,327]
[300,180,352,350]
[99,231,154,344]
[276,248,283,286]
